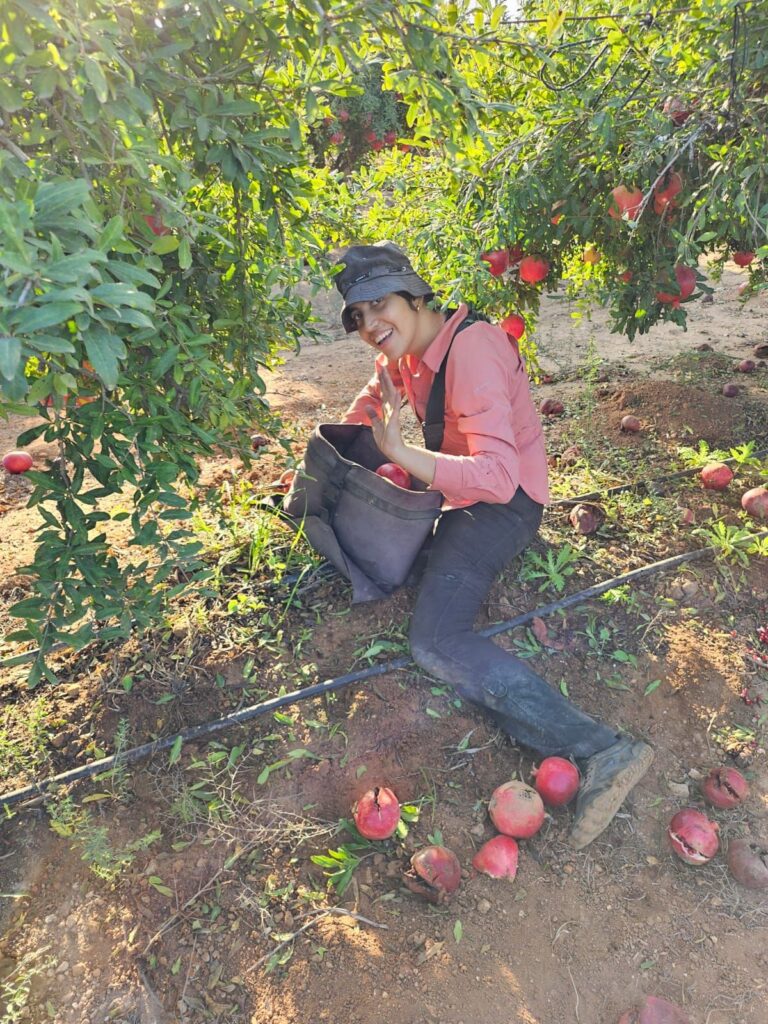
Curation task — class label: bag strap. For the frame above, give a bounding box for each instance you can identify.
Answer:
[422,309,490,452]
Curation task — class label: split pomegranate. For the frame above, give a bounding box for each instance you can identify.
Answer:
[737,358,755,373]
[663,95,694,126]
[667,808,719,865]
[618,993,691,1024]
[540,398,564,416]
[699,462,733,491]
[488,780,545,839]
[501,313,526,340]
[352,786,400,840]
[519,255,549,284]
[568,503,602,536]
[742,485,768,520]
[375,463,412,489]
[531,757,580,807]
[481,249,510,276]
[701,766,749,809]
[620,414,641,433]
[722,382,740,397]
[732,250,755,267]
[608,185,643,221]
[472,835,519,880]
[727,837,768,889]
[2,450,33,474]
[403,845,461,903]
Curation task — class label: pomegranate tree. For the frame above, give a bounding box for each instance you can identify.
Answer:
[531,757,580,807]
[488,780,545,839]
[701,766,749,809]
[667,808,719,865]
[352,786,400,840]
[472,835,519,880]
[403,845,461,903]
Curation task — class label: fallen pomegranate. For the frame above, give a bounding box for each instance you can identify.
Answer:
[501,313,526,340]
[701,766,749,809]
[2,450,33,474]
[742,485,768,520]
[488,780,545,839]
[568,503,603,535]
[722,382,740,397]
[608,185,643,221]
[727,837,768,889]
[732,250,755,267]
[250,433,269,450]
[618,993,691,1024]
[375,462,412,489]
[620,414,641,433]
[472,835,519,880]
[699,462,733,491]
[519,255,549,284]
[352,786,400,840]
[679,507,695,526]
[481,249,509,276]
[540,398,564,416]
[737,358,755,373]
[531,757,580,807]
[668,808,719,865]
[403,845,461,903]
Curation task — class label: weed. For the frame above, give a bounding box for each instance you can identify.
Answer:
[0,696,54,787]
[519,544,580,593]
[677,439,763,471]
[694,520,768,566]
[0,947,54,1023]
[310,839,373,895]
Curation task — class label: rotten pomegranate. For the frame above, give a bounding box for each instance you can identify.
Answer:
[667,807,719,865]
[2,450,33,474]
[722,382,740,397]
[519,255,549,284]
[540,398,564,416]
[727,837,768,890]
[568,503,602,536]
[352,786,400,840]
[742,485,768,520]
[472,835,519,880]
[250,433,269,450]
[501,313,526,340]
[481,249,509,276]
[701,766,749,809]
[531,757,580,807]
[375,462,412,489]
[488,780,545,839]
[699,462,733,491]
[618,993,691,1024]
[620,415,641,433]
[737,358,755,373]
[403,845,461,903]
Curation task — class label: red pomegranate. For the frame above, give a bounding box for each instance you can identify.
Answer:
[701,766,749,809]
[472,835,519,880]
[618,993,691,1023]
[2,450,33,474]
[667,808,719,865]
[519,255,549,284]
[732,250,755,267]
[540,398,564,416]
[699,462,733,491]
[375,463,412,489]
[531,757,580,807]
[501,313,526,340]
[620,415,641,433]
[352,786,400,840]
[488,780,545,839]
[403,845,461,903]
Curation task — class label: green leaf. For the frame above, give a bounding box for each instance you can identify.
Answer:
[0,337,22,381]
[13,302,82,333]
[643,679,662,697]
[97,216,125,252]
[35,180,90,220]
[84,57,109,103]
[453,920,463,943]
[151,235,180,256]
[25,334,76,354]
[91,283,155,311]
[168,735,183,766]
[178,237,192,270]
[0,82,23,112]
[83,326,125,389]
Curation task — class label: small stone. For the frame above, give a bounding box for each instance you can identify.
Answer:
[56,961,70,974]
[469,824,485,838]
[477,898,492,914]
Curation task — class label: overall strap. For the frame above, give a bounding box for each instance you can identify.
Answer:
[422,310,490,452]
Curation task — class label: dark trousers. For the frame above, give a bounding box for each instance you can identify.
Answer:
[409,487,618,759]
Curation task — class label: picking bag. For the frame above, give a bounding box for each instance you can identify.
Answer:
[283,423,442,603]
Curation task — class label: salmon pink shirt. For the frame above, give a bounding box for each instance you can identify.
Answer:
[343,304,550,509]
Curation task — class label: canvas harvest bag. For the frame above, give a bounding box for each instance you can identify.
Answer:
[283,423,442,602]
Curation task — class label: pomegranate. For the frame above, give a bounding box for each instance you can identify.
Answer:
[481,249,509,276]
[375,462,412,489]
[501,313,526,340]
[507,244,524,265]
[352,786,400,840]
[608,185,643,221]
[618,993,691,1024]
[701,766,749,809]
[250,433,269,450]
[656,264,696,304]
[742,485,768,520]
[383,130,397,145]
[732,250,755,267]
[472,835,519,880]
[753,342,768,359]
[531,757,580,807]
[620,414,641,433]
[737,359,755,373]
[403,845,461,903]
[663,95,694,126]
[699,462,733,491]
[143,213,171,236]
[727,837,768,889]
[568,503,602,535]
[619,270,633,283]
[540,398,564,416]
[652,171,683,213]
[519,255,549,284]
[329,131,345,145]
[722,382,740,397]
[2,450,33,474]
[338,108,350,121]
[668,808,719,865]
[488,780,545,839]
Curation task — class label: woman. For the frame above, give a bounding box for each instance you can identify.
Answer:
[334,241,653,849]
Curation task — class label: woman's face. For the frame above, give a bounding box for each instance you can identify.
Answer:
[346,292,422,360]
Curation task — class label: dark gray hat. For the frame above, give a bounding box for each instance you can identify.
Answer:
[334,242,433,333]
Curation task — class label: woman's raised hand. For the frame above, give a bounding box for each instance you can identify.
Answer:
[369,364,404,459]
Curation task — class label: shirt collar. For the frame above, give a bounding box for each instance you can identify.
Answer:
[420,304,470,373]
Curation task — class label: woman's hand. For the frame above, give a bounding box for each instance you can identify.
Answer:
[368,364,404,459]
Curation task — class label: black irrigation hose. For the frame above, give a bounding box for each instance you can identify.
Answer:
[3,531,767,812]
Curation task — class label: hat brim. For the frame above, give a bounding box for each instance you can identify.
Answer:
[341,272,432,333]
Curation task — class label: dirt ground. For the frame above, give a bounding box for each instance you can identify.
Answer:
[1,264,768,1024]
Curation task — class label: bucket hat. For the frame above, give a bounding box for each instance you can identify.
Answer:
[334,242,433,333]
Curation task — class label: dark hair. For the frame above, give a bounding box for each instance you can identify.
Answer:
[395,289,435,309]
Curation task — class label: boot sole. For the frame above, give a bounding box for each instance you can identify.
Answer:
[569,744,654,850]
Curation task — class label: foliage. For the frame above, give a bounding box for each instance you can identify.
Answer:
[2,0,767,678]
